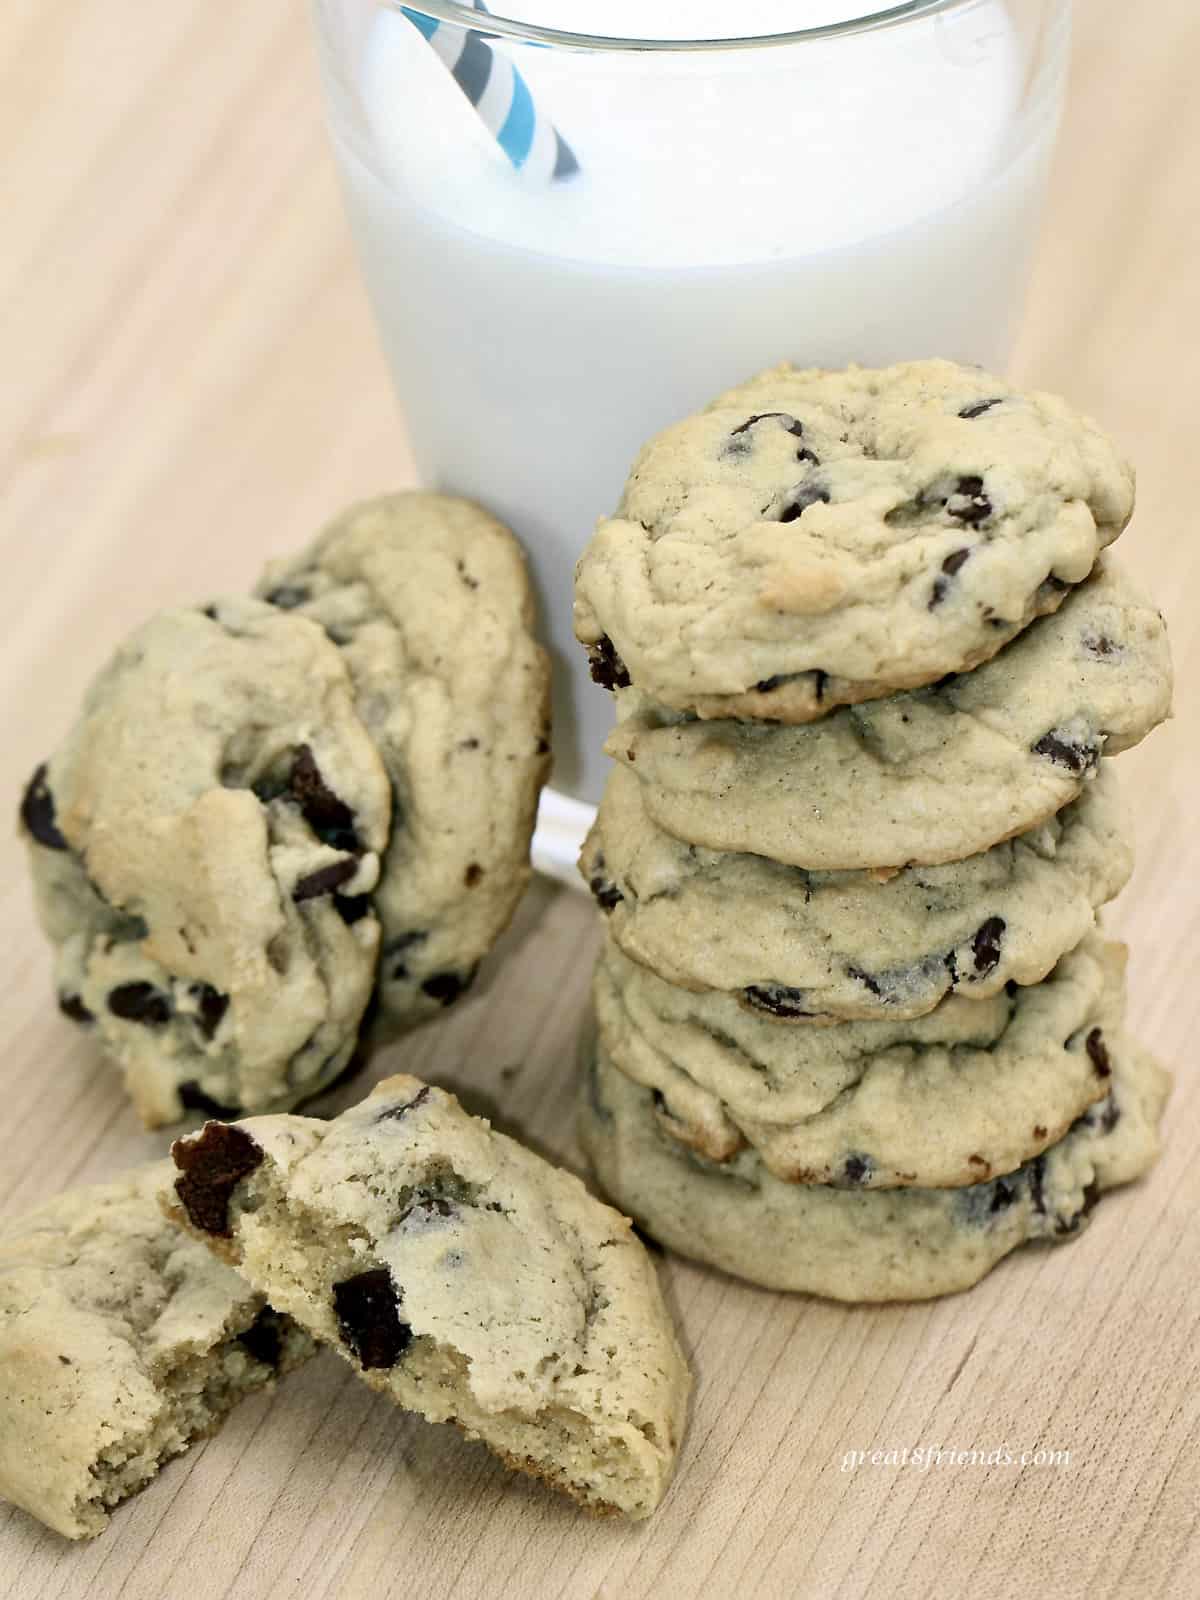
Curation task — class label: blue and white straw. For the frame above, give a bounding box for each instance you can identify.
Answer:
[401,4,579,181]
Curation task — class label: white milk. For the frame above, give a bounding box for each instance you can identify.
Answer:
[322,1,1068,812]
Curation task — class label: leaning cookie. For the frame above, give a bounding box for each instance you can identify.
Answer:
[19,598,391,1127]
[595,931,1124,1188]
[609,561,1170,870]
[167,1075,690,1519]
[575,359,1133,720]
[0,1164,314,1540]
[583,762,1130,1020]
[256,493,551,1033]
[580,1034,1169,1303]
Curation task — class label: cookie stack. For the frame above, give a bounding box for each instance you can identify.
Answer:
[574,360,1173,1302]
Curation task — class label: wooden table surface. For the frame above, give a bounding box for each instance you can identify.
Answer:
[2,3,1197,1596]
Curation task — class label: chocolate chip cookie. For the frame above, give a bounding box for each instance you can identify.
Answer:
[168,1074,690,1519]
[583,761,1129,1020]
[20,598,392,1127]
[580,1028,1169,1303]
[608,561,1170,869]
[0,1164,314,1539]
[256,493,551,1033]
[575,359,1133,720]
[594,931,1123,1187]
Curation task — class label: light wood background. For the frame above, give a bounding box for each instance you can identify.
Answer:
[2,3,1197,1596]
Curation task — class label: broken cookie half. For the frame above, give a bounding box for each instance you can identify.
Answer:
[168,1075,691,1519]
[0,1164,315,1539]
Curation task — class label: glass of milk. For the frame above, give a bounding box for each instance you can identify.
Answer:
[311,0,1072,881]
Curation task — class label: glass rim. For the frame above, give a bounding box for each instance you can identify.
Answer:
[381,0,976,53]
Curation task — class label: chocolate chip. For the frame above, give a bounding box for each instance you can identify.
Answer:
[958,398,1001,420]
[589,875,622,912]
[172,1122,263,1236]
[742,984,819,1019]
[236,1307,285,1369]
[1085,1027,1112,1078]
[1031,730,1099,774]
[287,746,360,854]
[972,917,1006,976]
[200,604,219,621]
[1083,634,1117,657]
[420,967,477,1007]
[587,636,631,691]
[928,546,972,609]
[263,584,310,610]
[731,411,806,438]
[841,1154,873,1186]
[1033,1125,1048,1140]
[293,857,358,902]
[754,675,786,693]
[535,737,550,756]
[334,894,372,925]
[1028,1156,1047,1215]
[191,982,229,1039]
[108,982,171,1026]
[464,863,483,888]
[333,1268,412,1369]
[776,481,830,522]
[375,1084,431,1123]
[945,475,992,525]
[178,1081,241,1119]
[386,930,428,981]
[58,992,93,1024]
[20,764,68,851]
[847,966,883,998]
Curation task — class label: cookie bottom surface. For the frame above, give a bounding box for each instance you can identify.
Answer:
[579,1038,1169,1304]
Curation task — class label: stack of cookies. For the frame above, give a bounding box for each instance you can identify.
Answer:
[574,359,1174,1303]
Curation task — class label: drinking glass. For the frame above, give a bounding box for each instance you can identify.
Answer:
[311,0,1072,881]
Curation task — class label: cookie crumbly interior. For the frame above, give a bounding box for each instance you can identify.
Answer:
[170,1087,690,1520]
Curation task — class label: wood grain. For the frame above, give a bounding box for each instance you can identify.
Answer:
[1,2,1197,1596]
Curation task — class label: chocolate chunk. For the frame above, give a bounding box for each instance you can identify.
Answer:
[108,982,171,1027]
[288,745,360,854]
[236,1307,284,1369]
[945,475,992,525]
[587,635,632,691]
[293,857,358,902]
[1028,1156,1047,1215]
[334,893,372,925]
[1083,633,1117,657]
[1031,730,1100,774]
[776,481,830,523]
[847,966,883,998]
[375,1084,431,1124]
[928,546,972,609]
[386,930,428,982]
[172,1122,263,1236]
[20,764,68,851]
[534,736,550,756]
[333,1268,412,1369]
[464,863,483,888]
[958,398,1001,420]
[589,875,622,912]
[1033,1125,1048,1140]
[263,584,310,610]
[420,967,477,1007]
[58,992,94,1025]
[178,1081,241,1119]
[742,984,818,1019]
[191,982,229,1040]
[971,917,1006,976]
[1085,1027,1112,1078]
[731,411,806,438]
[841,1154,873,1186]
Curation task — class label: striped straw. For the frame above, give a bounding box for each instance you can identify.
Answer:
[400,3,579,182]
